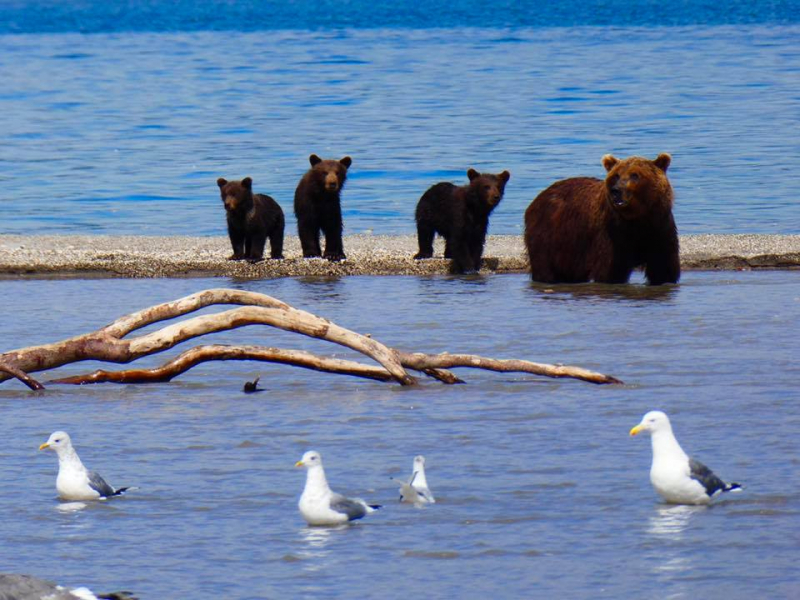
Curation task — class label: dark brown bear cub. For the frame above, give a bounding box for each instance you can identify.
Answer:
[294,154,352,261]
[414,168,510,274]
[217,177,284,261]
[524,153,679,285]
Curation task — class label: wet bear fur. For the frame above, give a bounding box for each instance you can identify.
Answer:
[293,154,352,261]
[524,153,679,285]
[414,168,510,274]
[217,177,285,261]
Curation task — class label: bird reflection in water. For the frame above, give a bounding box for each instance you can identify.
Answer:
[298,526,344,572]
[647,504,702,537]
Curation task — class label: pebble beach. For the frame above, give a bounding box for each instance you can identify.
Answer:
[0,234,798,279]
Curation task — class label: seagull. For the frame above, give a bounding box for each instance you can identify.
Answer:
[393,455,435,504]
[296,450,381,526]
[630,410,742,505]
[0,573,136,600]
[39,432,130,501]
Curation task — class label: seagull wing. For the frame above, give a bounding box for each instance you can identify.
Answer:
[688,457,727,496]
[87,471,118,498]
[329,493,369,521]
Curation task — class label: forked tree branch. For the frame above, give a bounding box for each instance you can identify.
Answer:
[0,289,621,389]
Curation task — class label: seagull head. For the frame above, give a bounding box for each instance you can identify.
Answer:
[39,431,72,453]
[296,450,322,469]
[413,455,426,469]
[630,410,671,436]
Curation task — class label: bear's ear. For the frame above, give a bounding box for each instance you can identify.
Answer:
[499,170,510,184]
[602,154,619,172]
[309,154,322,167]
[653,153,671,172]
[242,177,252,189]
[340,156,352,169]
[217,178,228,189]
[467,168,480,181]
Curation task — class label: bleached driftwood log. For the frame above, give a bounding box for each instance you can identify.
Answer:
[0,289,621,389]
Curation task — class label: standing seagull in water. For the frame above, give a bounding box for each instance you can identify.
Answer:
[39,432,130,501]
[630,411,741,505]
[394,455,435,504]
[296,450,381,526]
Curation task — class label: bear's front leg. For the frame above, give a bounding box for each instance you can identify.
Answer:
[227,224,246,261]
[246,232,267,263]
[297,218,322,258]
[321,212,346,261]
[448,237,475,275]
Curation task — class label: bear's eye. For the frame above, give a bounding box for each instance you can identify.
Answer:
[629,173,640,182]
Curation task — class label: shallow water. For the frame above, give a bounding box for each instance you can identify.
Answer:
[1,24,799,237]
[0,271,798,598]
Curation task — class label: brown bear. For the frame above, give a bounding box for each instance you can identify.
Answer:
[414,168,510,274]
[524,153,679,285]
[217,177,285,261]
[293,154,352,261]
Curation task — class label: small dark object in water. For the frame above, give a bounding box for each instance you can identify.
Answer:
[243,376,261,393]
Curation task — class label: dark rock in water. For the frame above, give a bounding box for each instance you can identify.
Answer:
[0,573,137,599]
[243,376,261,393]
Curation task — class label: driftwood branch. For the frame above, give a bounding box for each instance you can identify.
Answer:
[0,288,621,388]
[0,363,45,390]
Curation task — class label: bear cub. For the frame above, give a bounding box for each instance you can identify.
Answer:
[524,153,679,285]
[217,177,285,261]
[414,168,510,274]
[294,154,352,261]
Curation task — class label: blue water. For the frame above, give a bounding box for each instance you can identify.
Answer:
[1,4,799,598]
[0,272,798,598]
[1,1,799,33]
[1,2,799,237]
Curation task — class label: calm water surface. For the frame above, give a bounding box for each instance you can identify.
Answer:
[1,25,799,237]
[0,272,797,598]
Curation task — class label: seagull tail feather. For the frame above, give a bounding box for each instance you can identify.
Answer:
[724,482,743,492]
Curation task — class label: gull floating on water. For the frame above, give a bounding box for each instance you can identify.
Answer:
[393,455,435,504]
[296,450,381,526]
[39,431,130,501]
[630,410,742,505]
[0,573,136,600]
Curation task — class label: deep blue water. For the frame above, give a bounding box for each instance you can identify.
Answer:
[0,3,799,237]
[2,1,799,33]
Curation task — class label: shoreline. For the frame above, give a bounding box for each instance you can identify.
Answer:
[0,234,798,279]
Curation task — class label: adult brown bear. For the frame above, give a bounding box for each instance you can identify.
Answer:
[524,153,679,285]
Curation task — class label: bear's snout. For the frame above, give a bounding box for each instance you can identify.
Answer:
[324,173,340,191]
[609,185,626,208]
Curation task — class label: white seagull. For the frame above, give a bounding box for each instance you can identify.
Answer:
[394,455,435,504]
[296,450,381,526]
[630,411,741,505]
[39,431,130,501]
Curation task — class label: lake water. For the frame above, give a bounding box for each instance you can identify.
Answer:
[1,2,799,598]
[0,272,798,598]
[1,4,799,237]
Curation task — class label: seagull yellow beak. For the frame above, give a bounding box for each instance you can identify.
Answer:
[39,442,50,450]
[629,424,644,436]
[295,460,304,467]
